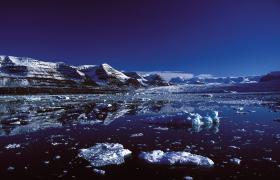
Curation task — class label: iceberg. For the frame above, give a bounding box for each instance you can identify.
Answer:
[189,111,220,126]
[139,150,214,167]
[209,111,220,123]
[78,143,132,167]
[189,113,204,126]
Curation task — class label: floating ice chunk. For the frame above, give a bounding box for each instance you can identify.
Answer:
[7,166,15,171]
[139,150,214,167]
[230,158,241,165]
[184,176,193,180]
[209,111,220,123]
[43,161,50,165]
[263,157,273,162]
[189,113,204,126]
[154,127,169,131]
[236,128,246,132]
[54,155,61,160]
[93,168,106,175]
[79,143,132,167]
[254,130,265,134]
[5,143,21,149]
[228,145,240,150]
[190,111,220,126]
[130,133,144,137]
[203,116,213,124]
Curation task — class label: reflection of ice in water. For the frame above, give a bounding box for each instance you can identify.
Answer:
[0,93,279,137]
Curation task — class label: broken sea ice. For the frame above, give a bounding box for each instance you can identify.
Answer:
[139,150,214,167]
[78,143,132,167]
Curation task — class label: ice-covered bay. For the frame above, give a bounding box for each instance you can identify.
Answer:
[0,92,280,179]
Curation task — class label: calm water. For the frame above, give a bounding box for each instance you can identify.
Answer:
[0,92,280,179]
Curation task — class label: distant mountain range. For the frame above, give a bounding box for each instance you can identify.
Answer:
[0,55,279,94]
[0,56,169,91]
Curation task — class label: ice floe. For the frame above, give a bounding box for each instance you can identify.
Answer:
[78,143,132,167]
[7,166,15,171]
[5,143,21,149]
[184,176,193,180]
[230,158,241,165]
[130,133,144,137]
[93,168,106,175]
[154,127,169,131]
[139,150,214,167]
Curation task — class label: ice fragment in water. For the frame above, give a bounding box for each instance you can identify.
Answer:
[190,113,204,126]
[203,115,213,124]
[154,127,169,131]
[184,176,193,180]
[7,166,15,171]
[5,144,21,149]
[230,158,241,165]
[93,168,106,175]
[130,133,144,137]
[79,143,132,167]
[139,150,214,167]
[209,111,220,123]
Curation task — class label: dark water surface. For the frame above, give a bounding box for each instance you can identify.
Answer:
[0,93,280,179]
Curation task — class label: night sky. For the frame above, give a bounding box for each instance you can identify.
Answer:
[1,0,280,76]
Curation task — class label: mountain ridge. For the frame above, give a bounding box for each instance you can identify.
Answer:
[0,55,279,94]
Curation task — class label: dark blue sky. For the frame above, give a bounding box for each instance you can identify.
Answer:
[1,0,280,76]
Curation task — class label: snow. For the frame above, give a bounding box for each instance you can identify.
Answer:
[78,63,130,85]
[137,71,194,82]
[0,55,87,87]
[78,143,132,167]
[139,150,214,167]
[101,63,130,82]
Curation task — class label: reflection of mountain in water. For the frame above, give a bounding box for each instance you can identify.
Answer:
[1,93,279,136]
[0,95,217,136]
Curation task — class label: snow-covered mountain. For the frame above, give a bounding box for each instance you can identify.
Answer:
[180,75,261,85]
[78,65,171,87]
[0,55,167,90]
[139,71,261,85]
[0,55,96,87]
[78,64,145,87]
[0,55,278,95]
[137,71,194,82]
